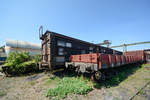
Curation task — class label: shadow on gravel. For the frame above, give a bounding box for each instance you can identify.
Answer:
[52,63,142,89]
[52,68,80,78]
[93,63,142,89]
[1,69,43,78]
[26,74,44,81]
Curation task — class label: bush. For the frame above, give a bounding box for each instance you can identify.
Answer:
[3,52,39,75]
[31,54,42,63]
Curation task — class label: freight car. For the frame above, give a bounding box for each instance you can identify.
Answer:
[39,30,122,70]
[144,49,150,64]
[65,50,149,81]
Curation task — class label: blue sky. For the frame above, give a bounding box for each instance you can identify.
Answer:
[0,0,150,52]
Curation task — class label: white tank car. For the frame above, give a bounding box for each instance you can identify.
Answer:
[5,39,41,56]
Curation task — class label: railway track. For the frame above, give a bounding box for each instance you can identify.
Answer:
[129,80,150,100]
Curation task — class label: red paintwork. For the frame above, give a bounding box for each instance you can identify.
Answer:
[100,54,109,68]
[71,55,81,62]
[71,53,99,63]
[120,55,124,65]
[108,54,112,67]
[70,50,148,70]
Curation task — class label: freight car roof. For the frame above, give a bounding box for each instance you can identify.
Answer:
[46,30,99,46]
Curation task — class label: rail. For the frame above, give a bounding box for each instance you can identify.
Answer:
[128,80,150,100]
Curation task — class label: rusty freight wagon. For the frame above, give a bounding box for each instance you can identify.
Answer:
[39,30,122,70]
[65,51,149,81]
[144,49,150,64]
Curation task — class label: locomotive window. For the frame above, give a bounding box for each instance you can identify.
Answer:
[66,42,72,47]
[81,50,86,54]
[89,47,93,50]
[58,48,64,55]
[56,57,65,62]
[57,40,65,47]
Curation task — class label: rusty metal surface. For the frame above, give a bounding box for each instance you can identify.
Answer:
[68,51,148,72]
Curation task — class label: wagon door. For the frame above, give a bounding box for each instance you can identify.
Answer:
[101,54,109,69]
[147,53,150,64]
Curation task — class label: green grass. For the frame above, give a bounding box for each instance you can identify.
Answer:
[114,97,121,100]
[0,90,7,96]
[0,67,2,72]
[142,63,150,67]
[29,81,36,86]
[45,76,61,86]
[45,79,52,84]
[93,64,142,88]
[46,63,146,99]
[139,89,145,95]
[46,76,93,99]
[144,78,150,81]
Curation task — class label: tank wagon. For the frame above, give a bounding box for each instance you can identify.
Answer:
[39,30,122,70]
[66,50,149,81]
[5,39,41,56]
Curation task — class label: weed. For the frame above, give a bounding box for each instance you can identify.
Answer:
[93,64,142,88]
[45,79,52,84]
[0,67,2,72]
[46,64,145,99]
[29,81,36,86]
[139,89,145,95]
[108,92,112,96]
[46,76,93,99]
[0,90,7,96]
[114,97,121,100]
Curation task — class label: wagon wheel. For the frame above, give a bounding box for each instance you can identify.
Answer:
[94,71,102,81]
[92,71,106,82]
